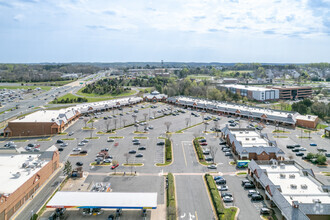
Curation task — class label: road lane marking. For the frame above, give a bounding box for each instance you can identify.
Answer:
[195,211,198,220]
[181,142,187,167]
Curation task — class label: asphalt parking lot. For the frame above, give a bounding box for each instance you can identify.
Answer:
[4,101,329,220]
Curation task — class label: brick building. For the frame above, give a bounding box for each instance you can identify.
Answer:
[295,115,319,129]
[221,126,285,160]
[0,146,59,220]
[269,86,312,100]
[143,91,167,102]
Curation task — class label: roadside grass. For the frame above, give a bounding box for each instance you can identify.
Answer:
[61,138,75,141]
[317,124,328,129]
[85,137,99,140]
[133,136,148,139]
[13,139,28,142]
[321,134,330,138]
[321,172,330,176]
[37,138,52,141]
[123,163,143,166]
[0,85,52,91]
[273,136,289,138]
[90,162,111,166]
[51,93,112,104]
[87,119,96,124]
[45,105,75,110]
[175,121,205,133]
[15,111,35,118]
[76,87,136,98]
[272,130,290,133]
[193,137,212,165]
[82,127,96,130]
[133,131,148,134]
[236,172,247,175]
[58,132,68,135]
[205,174,237,220]
[298,136,311,139]
[166,173,176,220]
[96,131,106,134]
[108,136,124,139]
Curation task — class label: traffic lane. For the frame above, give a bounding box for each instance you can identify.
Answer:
[176,175,214,220]
[224,175,262,220]
[85,175,165,204]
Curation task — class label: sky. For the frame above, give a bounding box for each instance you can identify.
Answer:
[0,0,330,63]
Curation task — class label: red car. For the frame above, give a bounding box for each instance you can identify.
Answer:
[111,164,119,169]
[200,142,208,146]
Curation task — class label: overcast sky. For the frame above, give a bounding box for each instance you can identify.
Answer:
[0,0,330,63]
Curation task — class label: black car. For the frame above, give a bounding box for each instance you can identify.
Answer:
[205,157,213,162]
[292,148,300,152]
[27,143,35,147]
[58,148,64,152]
[129,150,137,154]
[221,192,233,197]
[293,144,301,148]
[133,142,141,145]
[241,179,250,186]
[286,145,295,149]
[216,179,226,185]
[80,150,87,154]
[76,162,83,166]
[219,141,226,145]
[296,152,304,156]
[108,214,114,220]
[244,183,256,189]
[138,146,146,150]
[157,141,165,145]
[251,194,263,201]
[56,140,64,144]
[199,139,207,143]
[260,208,272,215]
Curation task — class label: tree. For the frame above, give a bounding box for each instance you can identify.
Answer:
[185,118,190,128]
[105,120,111,132]
[209,145,218,164]
[153,111,157,118]
[124,153,130,165]
[63,160,72,176]
[316,154,327,165]
[83,118,88,128]
[114,118,118,130]
[112,159,118,174]
[123,119,127,127]
[143,113,148,122]
[132,114,137,123]
[165,122,172,133]
[204,122,209,132]
[214,120,219,137]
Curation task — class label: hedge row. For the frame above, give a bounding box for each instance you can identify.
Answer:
[193,138,205,161]
[205,174,224,219]
[167,173,176,220]
[165,138,172,162]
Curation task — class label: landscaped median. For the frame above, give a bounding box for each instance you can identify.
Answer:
[204,174,237,220]
[193,137,211,166]
[156,138,173,166]
[166,173,177,220]
[133,136,148,139]
[122,163,144,167]
[37,138,52,141]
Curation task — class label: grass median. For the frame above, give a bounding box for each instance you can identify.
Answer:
[205,174,237,220]
[167,173,176,220]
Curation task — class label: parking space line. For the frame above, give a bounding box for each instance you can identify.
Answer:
[195,211,198,220]
[181,142,187,167]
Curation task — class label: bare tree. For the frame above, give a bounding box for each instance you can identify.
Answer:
[185,118,190,128]
[124,153,130,165]
[114,118,118,130]
[135,124,139,132]
[165,122,172,133]
[214,120,219,137]
[209,145,218,164]
[112,159,118,174]
[201,112,205,122]
[153,111,157,118]
[132,114,137,123]
[143,113,148,122]
[105,120,111,132]
[83,118,89,128]
[90,129,93,139]
[204,122,209,133]
[123,119,127,127]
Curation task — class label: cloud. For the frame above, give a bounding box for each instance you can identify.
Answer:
[264,30,276,35]
[0,1,12,7]
[103,10,116,15]
[13,14,24,22]
[85,25,119,31]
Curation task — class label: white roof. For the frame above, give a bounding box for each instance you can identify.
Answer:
[259,164,330,204]
[222,84,277,92]
[295,115,318,121]
[0,154,48,194]
[231,130,269,147]
[47,192,157,209]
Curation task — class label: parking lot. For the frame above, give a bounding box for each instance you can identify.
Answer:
[3,101,329,219]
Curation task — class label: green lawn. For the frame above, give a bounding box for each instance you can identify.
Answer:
[76,87,136,98]
[0,85,52,91]
[317,124,328,129]
[51,93,113,103]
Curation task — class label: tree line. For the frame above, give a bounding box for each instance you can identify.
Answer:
[53,97,88,104]
[291,99,330,122]
[81,78,132,95]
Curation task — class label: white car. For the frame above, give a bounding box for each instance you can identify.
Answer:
[217,185,228,191]
[207,164,217,169]
[223,196,233,203]
[78,142,85,146]
[297,147,307,151]
[73,147,81,152]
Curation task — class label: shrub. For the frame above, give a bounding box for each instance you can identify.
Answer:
[193,138,205,161]
[165,138,172,162]
[167,173,176,220]
[205,174,224,218]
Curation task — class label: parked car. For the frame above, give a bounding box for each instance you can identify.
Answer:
[221,192,233,197]
[207,164,217,169]
[217,185,228,191]
[111,164,119,169]
[251,194,263,201]
[129,150,137,154]
[101,148,109,152]
[73,147,81,152]
[260,207,272,215]
[216,179,226,185]
[205,157,213,162]
[76,162,83,166]
[133,142,141,145]
[244,183,256,189]
[248,190,260,197]
[199,139,207,143]
[222,148,230,152]
[136,153,143,157]
[107,139,115,142]
[214,176,224,181]
[82,139,89,143]
[157,141,165,145]
[56,140,64,144]
[80,150,87,154]
[104,159,112,163]
[138,146,146,150]
[297,147,307,151]
[296,152,304,156]
[132,139,139,143]
[286,145,295,149]
[223,196,233,203]
[200,142,208,146]
[108,214,115,220]
[202,150,210,155]
[58,148,64,152]
[310,143,317,146]
[68,132,74,136]
[225,152,232,156]
[78,142,85,146]
[60,143,68,147]
[292,148,300,152]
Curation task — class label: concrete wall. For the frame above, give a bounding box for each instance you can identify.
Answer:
[0,151,59,220]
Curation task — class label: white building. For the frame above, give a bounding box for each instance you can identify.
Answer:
[219,84,279,101]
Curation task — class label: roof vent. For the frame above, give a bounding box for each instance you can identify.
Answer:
[289,174,295,179]
[280,173,286,178]
[301,184,307,189]
[290,184,297,189]
[280,163,285,169]
[313,199,321,203]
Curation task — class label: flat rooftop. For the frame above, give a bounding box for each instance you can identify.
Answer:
[231,130,269,147]
[295,115,318,121]
[259,164,330,204]
[222,84,276,92]
[13,110,63,123]
[0,154,48,194]
[47,192,158,209]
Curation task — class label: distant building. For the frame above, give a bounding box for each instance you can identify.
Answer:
[218,84,280,101]
[222,78,238,84]
[143,91,167,102]
[248,160,330,220]
[0,146,59,220]
[221,127,285,160]
[61,73,80,79]
[269,86,312,100]
[295,115,319,129]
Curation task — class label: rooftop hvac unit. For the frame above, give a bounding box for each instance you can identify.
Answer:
[12,172,21,178]
[252,138,256,140]
[313,199,321,203]
[280,163,285,169]
[245,138,249,140]
[290,184,297,189]
[280,173,286,178]
[289,174,295,179]
[301,184,308,189]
